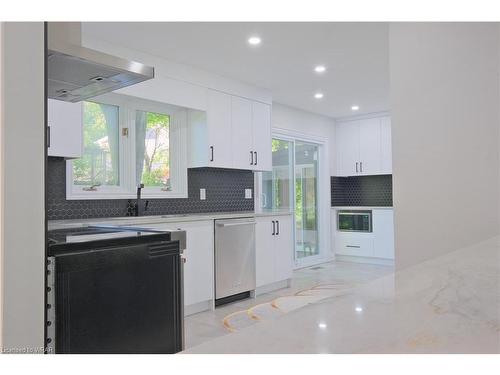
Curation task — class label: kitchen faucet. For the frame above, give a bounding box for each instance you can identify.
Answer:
[127,184,149,217]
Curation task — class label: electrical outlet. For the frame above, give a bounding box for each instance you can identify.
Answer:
[200,188,206,200]
[245,189,252,199]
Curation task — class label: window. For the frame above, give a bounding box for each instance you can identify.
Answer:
[135,110,171,189]
[73,102,120,188]
[67,94,187,199]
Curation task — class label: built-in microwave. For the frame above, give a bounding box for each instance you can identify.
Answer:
[337,210,372,233]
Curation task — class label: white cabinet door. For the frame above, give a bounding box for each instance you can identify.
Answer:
[207,90,233,168]
[380,116,392,174]
[251,101,272,172]
[359,118,381,175]
[140,221,214,308]
[336,121,360,176]
[231,96,253,170]
[47,99,83,158]
[255,217,275,287]
[274,216,293,282]
[372,210,395,259]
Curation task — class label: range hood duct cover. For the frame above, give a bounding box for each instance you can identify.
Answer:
[48,40,154,103]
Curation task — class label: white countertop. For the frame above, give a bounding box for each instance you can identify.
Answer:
[332,206,393,210]
[184,236,500,353]
[48,210,293,231]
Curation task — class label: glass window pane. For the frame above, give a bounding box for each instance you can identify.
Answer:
[262,139,293,210]
[73,102,120,187]
[136,110,170,188]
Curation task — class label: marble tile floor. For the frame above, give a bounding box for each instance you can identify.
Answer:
[184,260,394,349]
[184,236,500,353]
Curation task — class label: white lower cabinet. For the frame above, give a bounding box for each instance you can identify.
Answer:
[332,208,394,262]
[334,233,374,257]
[372,209,395,259]
[255,215,293,288]
[141,220,214,314]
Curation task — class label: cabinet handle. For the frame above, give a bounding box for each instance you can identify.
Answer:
[346,245,361,248]
[276,220,279,235]
[47,126,51,149]
[254,151,258,165]
[210,146,214,162]
[355,162,358,173]
[360,162,363,173]
[272,220,276,235]
[250,151,254,165]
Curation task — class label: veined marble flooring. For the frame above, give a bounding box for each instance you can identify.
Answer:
[184,260,394,349]
[184,236,500,353]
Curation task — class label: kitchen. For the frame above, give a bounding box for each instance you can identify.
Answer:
[2,16,499,361]
[42,22,395,353]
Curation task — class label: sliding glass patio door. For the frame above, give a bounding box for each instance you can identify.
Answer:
[294,141,319,260]
[261,137,321,266]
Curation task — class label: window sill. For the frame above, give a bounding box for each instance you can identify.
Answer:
[66,191,188,200]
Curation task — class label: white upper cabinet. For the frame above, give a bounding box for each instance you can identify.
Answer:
[380,116,392,174]
[251,101,272,171]
[188,89,272,171]
[335,115,392,176]
[231,96,253,169]
[336,120,360,176]
[359,118,382,175]
[47,99,83,158]
[207,90,233,169]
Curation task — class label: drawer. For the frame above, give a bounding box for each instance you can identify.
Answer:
[334,233,374,257]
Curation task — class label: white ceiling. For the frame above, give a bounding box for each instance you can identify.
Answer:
[83,22,389,119]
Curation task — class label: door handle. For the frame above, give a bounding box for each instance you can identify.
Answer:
[272,220,276,235]
[276,220,280,235]
[250,151,254,165]
[210,146,214,162]
[216,222,256,227]
[356,162,358,173]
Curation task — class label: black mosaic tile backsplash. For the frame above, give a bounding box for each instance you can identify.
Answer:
[47,157,254,220]
[331,174,392,207]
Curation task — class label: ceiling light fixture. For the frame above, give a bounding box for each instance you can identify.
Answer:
[314,92,324,99]
[314,65,326,73]
[351,105,360,111]
[248,36,261,46]
[355,306,363,313]
[318,322,327,329]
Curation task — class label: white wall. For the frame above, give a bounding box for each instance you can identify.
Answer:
[390,23,500,269]
[0,22,45,352]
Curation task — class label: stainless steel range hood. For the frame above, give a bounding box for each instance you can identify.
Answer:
[47,23,154,103]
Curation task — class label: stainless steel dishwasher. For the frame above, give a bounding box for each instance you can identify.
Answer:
[214,217,256,306]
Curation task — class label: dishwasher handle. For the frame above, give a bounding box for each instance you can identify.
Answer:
[216,221,256,228]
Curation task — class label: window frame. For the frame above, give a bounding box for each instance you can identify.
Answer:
[66,93,188,200]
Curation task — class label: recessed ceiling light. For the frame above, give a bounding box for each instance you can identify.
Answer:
[351,105,360,111]
[318,322,327,329]
[248,36,261,46]
[355,306,363,313]
[314,92,324,99]
[314,65,326,73]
